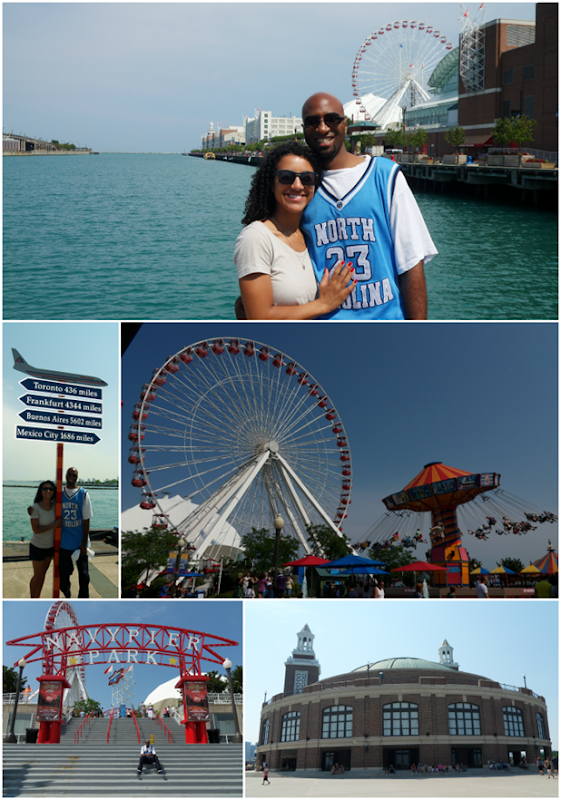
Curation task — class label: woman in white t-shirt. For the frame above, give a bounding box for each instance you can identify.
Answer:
[28,480,62,598]
[234,142,355,319]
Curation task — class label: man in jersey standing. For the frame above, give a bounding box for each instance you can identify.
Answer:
[59,467,92,598]
[301,92,437,320]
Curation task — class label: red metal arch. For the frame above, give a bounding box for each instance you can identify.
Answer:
[6,622,238,678]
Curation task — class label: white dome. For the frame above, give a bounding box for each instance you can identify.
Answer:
[144,675,182,706]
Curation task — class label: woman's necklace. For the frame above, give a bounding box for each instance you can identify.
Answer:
[269,216,307,266]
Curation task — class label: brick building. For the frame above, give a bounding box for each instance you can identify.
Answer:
[257,626,552,772]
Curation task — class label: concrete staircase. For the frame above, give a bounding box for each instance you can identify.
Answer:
[3,717,243,796]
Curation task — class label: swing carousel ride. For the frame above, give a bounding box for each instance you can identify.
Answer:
[364,462,557,586]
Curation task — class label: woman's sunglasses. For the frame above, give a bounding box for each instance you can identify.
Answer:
[275,170,318,187]
[42,487,55,492]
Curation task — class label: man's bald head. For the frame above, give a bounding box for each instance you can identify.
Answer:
[302,92,345,119]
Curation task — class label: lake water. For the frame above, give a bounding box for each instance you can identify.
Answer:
[3,153,557,320]
[3,482,119,542]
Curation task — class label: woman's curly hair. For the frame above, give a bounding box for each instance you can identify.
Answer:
[241,141,321,225]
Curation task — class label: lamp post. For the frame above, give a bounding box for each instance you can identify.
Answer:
[5,658,26,743]
[223,659,242,743]
[273,514,284,595]
[378,671,384,686]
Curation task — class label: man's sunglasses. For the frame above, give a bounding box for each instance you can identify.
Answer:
[275,170,318,187]
[303,114,345,129]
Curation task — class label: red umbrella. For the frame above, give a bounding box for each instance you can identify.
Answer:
[283,556,330,567]
[391,561,448,572]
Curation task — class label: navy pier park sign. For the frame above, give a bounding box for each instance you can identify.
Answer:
[15,426,101,445]
[19,393,102,414]
[19,410,102,430]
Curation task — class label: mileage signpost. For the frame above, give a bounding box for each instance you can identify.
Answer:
[13,350,107,598]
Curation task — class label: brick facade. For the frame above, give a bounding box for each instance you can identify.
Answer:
[257,667,551,772]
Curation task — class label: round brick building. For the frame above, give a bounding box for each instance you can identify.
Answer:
[257,625,552,772]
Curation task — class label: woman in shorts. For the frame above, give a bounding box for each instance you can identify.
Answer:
[28,481,61,597]
[234,141,355,319]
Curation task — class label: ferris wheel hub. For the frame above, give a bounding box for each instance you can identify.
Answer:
[267,441,280,454]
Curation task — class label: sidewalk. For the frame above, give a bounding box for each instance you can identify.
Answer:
[3,542,119,598]
[245,769,558,798]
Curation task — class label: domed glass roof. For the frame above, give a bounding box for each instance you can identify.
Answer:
[352,657,456,673]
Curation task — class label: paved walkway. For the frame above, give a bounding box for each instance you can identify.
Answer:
[3,543,119,598]
[246,769,558,797]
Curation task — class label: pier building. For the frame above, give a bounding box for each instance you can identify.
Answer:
[256,626,552,772]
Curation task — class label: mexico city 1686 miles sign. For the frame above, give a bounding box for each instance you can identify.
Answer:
[15,426,101,445]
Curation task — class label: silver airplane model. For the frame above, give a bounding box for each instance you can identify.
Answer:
[12,349,108,387]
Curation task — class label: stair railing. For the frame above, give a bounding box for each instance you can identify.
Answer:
[74,714,91,744]
[131,711,141,744]
[106,708,116,744]
[156,715,174,743]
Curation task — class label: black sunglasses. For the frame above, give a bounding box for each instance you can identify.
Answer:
[303,113,345,129]
[42,486,55,492]
[275,170,318,187]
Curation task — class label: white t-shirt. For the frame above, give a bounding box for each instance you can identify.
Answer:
[234,221,318,306]
[476,582,489,598]
[321,156,438,275]
[29,502,56,548]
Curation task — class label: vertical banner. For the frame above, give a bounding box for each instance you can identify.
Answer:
[37,680,64,722]
[185,681,211,722]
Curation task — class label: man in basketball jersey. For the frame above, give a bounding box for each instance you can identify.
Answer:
[301,92,437,320]
[59,467,93,598]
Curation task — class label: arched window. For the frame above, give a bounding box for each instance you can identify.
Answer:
[536,712,546,739]
[280,711,300,742]
[322,705,353,739]
[383,702,419,736]
[262,718,270,745]
[448,703,481,735]
[503,706,525,737]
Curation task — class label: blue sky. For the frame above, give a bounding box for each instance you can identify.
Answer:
[3,322,119,481]
[122,321,557,569]
[244,600,558,747]
[3,600,243,707]
[3,3,537,151]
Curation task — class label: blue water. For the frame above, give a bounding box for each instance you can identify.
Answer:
[3,153,557,320]
[3,482,118,542]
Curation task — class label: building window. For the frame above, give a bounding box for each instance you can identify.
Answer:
[536,713,546,739]
[383,702,419,736]
[448,703,481,736]
[280,711,300,742]
[503,69,514,85]
[294,671,308,694]
[503,706,525,737]
[524,96,534,119]
[322,705,353,739]
[502,100,511,118]
[523,65,534,81]
[262,718,270,745]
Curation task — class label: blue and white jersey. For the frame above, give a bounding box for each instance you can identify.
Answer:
[302,157,405,320]
[61,486,88,550]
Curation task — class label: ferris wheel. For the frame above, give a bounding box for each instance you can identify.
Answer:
[351,20,454,128]
[128,338,353,562]
[44,601,88,710]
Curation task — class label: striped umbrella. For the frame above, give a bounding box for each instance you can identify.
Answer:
[490,566,516,575]
[470,567,490,575]
[532,550,559,575]
[519,564,543,575]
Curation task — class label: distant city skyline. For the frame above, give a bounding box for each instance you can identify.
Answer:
[3,3,537,152]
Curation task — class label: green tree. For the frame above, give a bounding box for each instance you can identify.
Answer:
[306,524,352,561]
[73,698,103,715]
[491,117,513,149]
[410,127,428,152]
[384,127,405,149]
[231,666,243,695]
[498,557,525,575]
[3,665,27,694]
[206,670,228,693]
[511,114,538,155]
[121,528,180,593]
[369,545,415,585]
[444,126,466,162]
[239,527,300,576]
